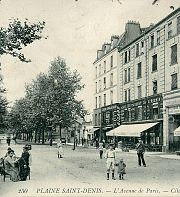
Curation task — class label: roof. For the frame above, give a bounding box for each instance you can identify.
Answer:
[118,7,180,52]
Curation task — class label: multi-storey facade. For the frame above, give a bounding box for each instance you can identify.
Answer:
[93,8,180,151]
[93,21,145,140]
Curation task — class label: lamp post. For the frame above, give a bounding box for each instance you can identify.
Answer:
[72,122,78,150]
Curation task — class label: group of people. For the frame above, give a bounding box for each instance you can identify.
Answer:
[98,139,146,180]
[2,145,31,182]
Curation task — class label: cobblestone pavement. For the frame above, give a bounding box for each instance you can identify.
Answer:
[1,143,180,197]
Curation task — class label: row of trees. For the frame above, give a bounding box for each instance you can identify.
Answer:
[0,18,86,143]
[8,57,86,144]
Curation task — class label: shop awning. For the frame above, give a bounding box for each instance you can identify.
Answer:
[174,126,180,136]
[106,122,159,137]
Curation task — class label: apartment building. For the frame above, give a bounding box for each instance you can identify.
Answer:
[93,21,145,140]
[93,8,180,152]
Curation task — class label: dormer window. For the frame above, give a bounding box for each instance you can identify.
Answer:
[104,46,107,54]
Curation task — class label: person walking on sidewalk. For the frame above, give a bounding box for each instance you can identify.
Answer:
[105,143,116,180]
[99,142,103,159]
[136,140,146,167]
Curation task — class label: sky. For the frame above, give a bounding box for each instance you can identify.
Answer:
[0,0,180,112]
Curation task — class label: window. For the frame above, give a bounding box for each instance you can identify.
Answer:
[99,80,101,92]
[95,97,97,108]
[103,77,106,89]
[137,106,142,121]
[141,41,144,54]
[124,90,127,102]
[141,41,144,48]
[110,90,113,104]
[95,66,97,78]
[95,82,97,93]
[136,43,139,57]
[177,16,180,34]
[124,69,127,83]
[124,51,128,64]
[152,54,157,72]
[153,81,157,94]
[104,61,106,73]
[150,34,154,48]
[168,22,172,39]
[128,68,130,82]
[128,89,131,101]
[99,64,101,76]
[98,96,101,108]
[137,62,142,78]
[171,73,178,90]
[128,50,131,62]
[153,107,158,119]
[157,30,160,45]
[95,114,98,126]
[103,94,106,106]
[171,44,177,65]
[138,85,142,99]
[110,56,113,68]
[110,73,113,86]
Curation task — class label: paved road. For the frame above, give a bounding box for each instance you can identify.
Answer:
[0,144,180,197]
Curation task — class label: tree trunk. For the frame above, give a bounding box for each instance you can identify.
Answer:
[38,130,41,143]
[42,129,44,144]
[35,130,37,143]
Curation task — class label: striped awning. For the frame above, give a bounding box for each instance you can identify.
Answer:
[106,122,159,137]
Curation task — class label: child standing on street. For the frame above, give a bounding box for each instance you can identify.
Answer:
[57,140,63,158]
[116,158,126,180]
[105,143,116,180]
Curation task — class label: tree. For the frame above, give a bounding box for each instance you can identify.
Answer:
[0,18,45,62]
[9,57,86,144]
[1,18,46,133]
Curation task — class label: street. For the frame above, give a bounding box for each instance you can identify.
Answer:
[1,144,180,197]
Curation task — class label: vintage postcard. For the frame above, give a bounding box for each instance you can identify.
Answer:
[0,0,180,197]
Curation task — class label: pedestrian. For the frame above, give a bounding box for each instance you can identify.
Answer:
[105,143,116,180]
[57,140,63,158]
[18,146,30,181]
[7,137,11,146]
[115,158,126,180]
[4,150,19,182]
[95,139,99,149]
[102,139,105,148]
[99,142,103,159]
[136,140,146,167]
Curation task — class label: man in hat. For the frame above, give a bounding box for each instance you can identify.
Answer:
[105,143,116,180]
[18,146,30,181]
[136,139,146,167]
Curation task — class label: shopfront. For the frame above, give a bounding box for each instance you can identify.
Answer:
[163,89,180,152]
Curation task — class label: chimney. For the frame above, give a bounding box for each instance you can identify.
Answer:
[125,20,141,45]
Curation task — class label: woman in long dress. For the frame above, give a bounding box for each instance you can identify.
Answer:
[4,150,19,182]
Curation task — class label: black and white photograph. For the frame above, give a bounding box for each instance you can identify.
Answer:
[0,0,180,196]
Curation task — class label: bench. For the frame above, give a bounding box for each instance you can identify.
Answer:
[0,158,11,182]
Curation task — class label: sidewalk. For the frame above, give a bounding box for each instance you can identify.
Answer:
[8,140,180,160]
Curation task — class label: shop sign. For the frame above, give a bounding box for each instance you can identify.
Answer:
[169,106,180,115]
[174,131,180,136]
